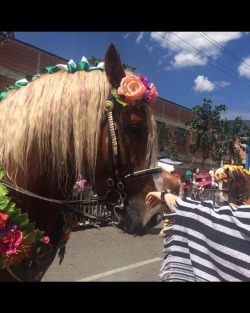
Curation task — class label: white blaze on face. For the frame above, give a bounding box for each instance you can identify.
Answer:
[126,173,164,227]
[215,168,229,203]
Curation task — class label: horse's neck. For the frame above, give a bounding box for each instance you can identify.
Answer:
[7,176,65,236]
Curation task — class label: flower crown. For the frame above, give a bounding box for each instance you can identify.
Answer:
[0,57,104,101]
[0,57,158,108]
[111,74,158,109]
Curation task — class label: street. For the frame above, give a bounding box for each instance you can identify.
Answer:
[42,221,165,282]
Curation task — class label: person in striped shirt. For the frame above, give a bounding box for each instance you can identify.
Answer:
[145,190,250,282]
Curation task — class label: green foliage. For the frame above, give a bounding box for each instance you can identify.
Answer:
[156,121,179,160]
[88,56,103,67]
[87,56,136,72]
[186,98,250,166]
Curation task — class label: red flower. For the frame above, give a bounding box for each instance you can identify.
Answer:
[0,230,22,256]
[0,212,9,230]
[42,236,50,244]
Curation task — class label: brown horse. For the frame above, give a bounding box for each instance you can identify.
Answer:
[214,165,250,205]
[0,44,164,281]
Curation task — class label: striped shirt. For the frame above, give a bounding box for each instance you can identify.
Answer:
[159,198,250,282]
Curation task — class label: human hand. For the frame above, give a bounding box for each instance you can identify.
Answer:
[145,191,161,207]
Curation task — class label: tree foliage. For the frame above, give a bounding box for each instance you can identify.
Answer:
[87,56,136,72]
[156,121,179,160]
[185,98,250,166]
[213,117,250,165]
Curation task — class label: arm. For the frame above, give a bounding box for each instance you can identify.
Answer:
[145,191,180,213]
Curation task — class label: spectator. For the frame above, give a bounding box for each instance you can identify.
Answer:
[185,169,192,182]
[145,190,250,281]
[209,167,217,188]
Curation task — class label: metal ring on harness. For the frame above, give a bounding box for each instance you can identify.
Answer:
[113,194,126,226]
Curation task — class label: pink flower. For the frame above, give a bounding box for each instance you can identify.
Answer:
[148,84,158,104]
[0,230,22,256]
[0,212,9,230]
[118,76,146,104]
[42,236,50,244]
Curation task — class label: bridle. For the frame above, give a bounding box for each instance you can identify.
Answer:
[0,97,162,224]
[101,98,162,223]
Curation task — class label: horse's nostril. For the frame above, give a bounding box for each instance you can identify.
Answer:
[148,213,163,229]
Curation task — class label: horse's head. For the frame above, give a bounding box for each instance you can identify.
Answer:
[215,165,250,205]
[0,43,164,236]
[92,44,163,234]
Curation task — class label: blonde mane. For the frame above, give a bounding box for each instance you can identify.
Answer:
[223,165,250,180]
[0,69,156,186]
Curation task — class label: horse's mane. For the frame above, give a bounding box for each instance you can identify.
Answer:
[0,69,157,187]
[224,165,250,180]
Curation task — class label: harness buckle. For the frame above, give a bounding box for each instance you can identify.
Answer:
[117,181,124,190]
[107,178,114,187]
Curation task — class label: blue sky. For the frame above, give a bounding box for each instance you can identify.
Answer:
[14,31,250,120]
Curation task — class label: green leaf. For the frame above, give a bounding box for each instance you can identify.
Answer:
[0,183,8,198]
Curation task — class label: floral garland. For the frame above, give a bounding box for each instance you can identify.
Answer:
[0,57,158,109]
[0,57,104,101]
[111,74,158,108]
[0,168,73,274]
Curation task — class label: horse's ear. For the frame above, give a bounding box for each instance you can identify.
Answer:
[104,43,126,88]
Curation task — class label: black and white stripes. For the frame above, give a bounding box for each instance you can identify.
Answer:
[159,199,250,282]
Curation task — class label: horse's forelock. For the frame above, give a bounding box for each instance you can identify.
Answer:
[0,70,111,186]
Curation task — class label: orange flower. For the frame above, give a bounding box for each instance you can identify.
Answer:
[215,172,228,181]
[118,76,146,104]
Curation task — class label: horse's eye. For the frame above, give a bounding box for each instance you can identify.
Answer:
[128,123,143,133]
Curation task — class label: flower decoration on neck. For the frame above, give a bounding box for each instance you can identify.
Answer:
[111,74,158,109]
[215,172,228,181]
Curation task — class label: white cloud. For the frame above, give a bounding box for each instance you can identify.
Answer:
[157,59,163,66]
[217,81,231,88]
[170,51,206,68]
[193,75,215,92]
[238,56,250,79]
[136,32,144,44]
[123,33,130,39]
[150,32,244,69]
[145,44,153,53]
[193,75,231,93]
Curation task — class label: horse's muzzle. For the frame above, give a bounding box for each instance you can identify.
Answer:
[113,206,163,236]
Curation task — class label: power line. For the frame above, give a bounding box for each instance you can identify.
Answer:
[153,32,250,88]
[199,32,250,72]
[170,32,250,84]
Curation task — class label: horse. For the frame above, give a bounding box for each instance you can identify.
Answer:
[0,43,165,281]
[214,165,250,205]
